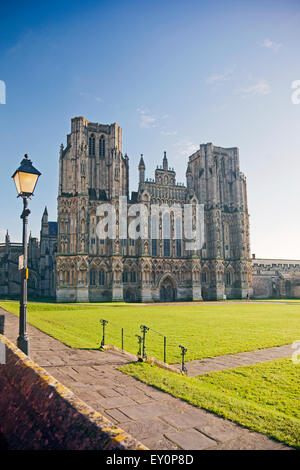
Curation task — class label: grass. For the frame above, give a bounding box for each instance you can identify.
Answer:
[2,299,299,447]
[1,300,299,363]
[121,358,300,448]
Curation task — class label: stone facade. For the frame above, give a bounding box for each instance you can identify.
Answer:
[4,117,300,301]
[56,117,252,302]
[0,213,57,299]
[252,255,300,298]
[39,208,57,298]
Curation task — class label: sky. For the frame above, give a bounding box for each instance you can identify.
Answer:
[0,0,300,258]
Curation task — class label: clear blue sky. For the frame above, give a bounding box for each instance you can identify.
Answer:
[0,0,300,258]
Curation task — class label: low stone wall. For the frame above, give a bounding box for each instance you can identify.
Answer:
[0,334,147,450]
[102,344,183,374]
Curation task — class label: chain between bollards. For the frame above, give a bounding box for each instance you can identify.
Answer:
[98,319,188,374]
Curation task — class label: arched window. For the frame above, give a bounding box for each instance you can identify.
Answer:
[130,271,136,283]
[226,271,231,285]
[152,239,157,256]
[175,218,182,239]
[164,239,170,257]
[70,266,75,285]
[163,213,170,257]
[99,136,105,157]
[90,270,96,286]
[89,134,95,155]
[175,218,182,257]
[151,215,158,256]
[99,270,105,286]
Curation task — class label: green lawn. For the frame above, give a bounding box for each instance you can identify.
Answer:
[2,299,299,447]
[121,358,300,448]
[1,300,299,363]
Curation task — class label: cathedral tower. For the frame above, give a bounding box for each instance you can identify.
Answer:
[187,143,252,299]
[56,117,129,302]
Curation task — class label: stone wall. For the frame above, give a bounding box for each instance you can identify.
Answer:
[252,275,274,299]
[0,334,147,450]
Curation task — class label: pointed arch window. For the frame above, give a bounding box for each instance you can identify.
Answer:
[226,271,232,285]
[99,270,105,286]
[176,239,181,257]
[152,239,157,256]
[89,134,95,155]
[90,269,96,285]
[163,213,170,257]
[99,135,105,157]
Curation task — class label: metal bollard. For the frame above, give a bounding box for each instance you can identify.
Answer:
[100,319,108,348]
[140,325,149,359]
[0,315,5,335]
[179,345,187,374]
[136,334,142,357]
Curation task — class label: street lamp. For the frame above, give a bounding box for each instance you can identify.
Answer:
[12,154,41,355]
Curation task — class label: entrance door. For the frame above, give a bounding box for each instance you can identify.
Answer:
[160,278,176,302]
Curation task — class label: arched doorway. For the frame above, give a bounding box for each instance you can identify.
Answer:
[201,286,209,301]
[124,289,136,303]
[159,276,177,302]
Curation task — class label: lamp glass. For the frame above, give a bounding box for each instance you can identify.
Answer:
[13,171,39,196]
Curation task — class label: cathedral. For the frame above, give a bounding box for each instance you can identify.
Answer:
[56,116,252,302]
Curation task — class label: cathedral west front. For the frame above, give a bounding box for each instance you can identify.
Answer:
[55,116,252,302]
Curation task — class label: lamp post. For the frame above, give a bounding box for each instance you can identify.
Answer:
[12,154,41,355]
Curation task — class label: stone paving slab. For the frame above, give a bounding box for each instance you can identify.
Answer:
[165,429,216,450]
[160,410,211,430]
[206,433,292,450]
[120,417,175,439]
[142,435,180,450]
[0,308,293,450]
[195,416,246,442]
[119,401,176,421]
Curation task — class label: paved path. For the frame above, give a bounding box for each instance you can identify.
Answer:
[176,344,294,376]
[82,301,298,307]
[1,308,292,450]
